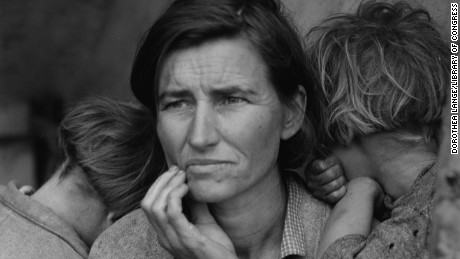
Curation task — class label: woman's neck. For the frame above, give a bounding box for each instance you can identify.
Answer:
[209,167,287,259]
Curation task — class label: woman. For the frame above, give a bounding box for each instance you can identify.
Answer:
[0,98,161,258]
[89,0,329,258]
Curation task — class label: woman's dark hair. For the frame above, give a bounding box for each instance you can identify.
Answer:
[58,97,163,221]
[131,0,321,169]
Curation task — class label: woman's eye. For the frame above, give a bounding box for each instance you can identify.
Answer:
[222,96,246,105]
[163,100,188,110]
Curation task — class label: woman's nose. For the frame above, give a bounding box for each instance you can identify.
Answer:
[187,103,219,150]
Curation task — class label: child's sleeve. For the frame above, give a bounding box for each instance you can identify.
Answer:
[321,234,366,258]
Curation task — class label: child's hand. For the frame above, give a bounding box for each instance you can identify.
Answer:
[10,181,36,196]
[305,156,347,204]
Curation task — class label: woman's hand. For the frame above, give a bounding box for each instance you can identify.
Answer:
[141,166,237,259]
[305,155,347,204]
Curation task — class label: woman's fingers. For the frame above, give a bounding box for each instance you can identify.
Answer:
[166,184,194,235]
[142,169,237,259]
[141,167,178,231]
[141,167,187,250]
[145,170,186,228]
[166,184,189,217]
[154,170,187,217]
[142,166,179,206]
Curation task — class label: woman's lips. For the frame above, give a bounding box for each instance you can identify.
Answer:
[185,161,233,175]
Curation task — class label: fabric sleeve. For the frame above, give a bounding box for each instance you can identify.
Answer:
[321,234,366,259]
[89,209,173,259]
[321,217,429,259]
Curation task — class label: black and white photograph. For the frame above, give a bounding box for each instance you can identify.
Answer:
[0,0,457,258]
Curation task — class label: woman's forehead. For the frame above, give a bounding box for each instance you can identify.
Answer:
[158,38,270,95]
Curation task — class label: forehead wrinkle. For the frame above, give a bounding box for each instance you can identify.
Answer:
[159,56,200,100]
[171,53,202,89]
[203,52,266,94]
[162,39,270,97]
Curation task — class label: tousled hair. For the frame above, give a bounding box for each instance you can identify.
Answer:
[306,1,449,146]
[131,0,322,169]
[58,97,163,221]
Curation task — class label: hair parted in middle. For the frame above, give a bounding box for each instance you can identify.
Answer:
[58,97,163,221]
[306,1,449,146]
[131,0,323,169]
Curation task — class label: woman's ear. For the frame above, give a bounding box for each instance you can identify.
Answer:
[281,85,307,140]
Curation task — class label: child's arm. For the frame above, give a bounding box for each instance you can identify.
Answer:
[317,177,383,259]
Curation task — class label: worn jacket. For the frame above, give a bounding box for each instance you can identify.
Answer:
[0,182,88,259]
[323,163,438,259]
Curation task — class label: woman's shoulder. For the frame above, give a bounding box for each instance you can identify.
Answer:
[89,209,173,259]
[282,172,331,257]
[285,171,331,214]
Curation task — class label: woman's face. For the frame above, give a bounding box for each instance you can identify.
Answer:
[156,38,295,203]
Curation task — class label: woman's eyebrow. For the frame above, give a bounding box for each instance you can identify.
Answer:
[210,86,257,97]
[158,89,191,101]
[159,86,257,101]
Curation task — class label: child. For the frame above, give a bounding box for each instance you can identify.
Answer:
[305,1,449,258]
[0,97,162,258]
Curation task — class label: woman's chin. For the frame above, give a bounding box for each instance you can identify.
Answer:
[187,184,230,203]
